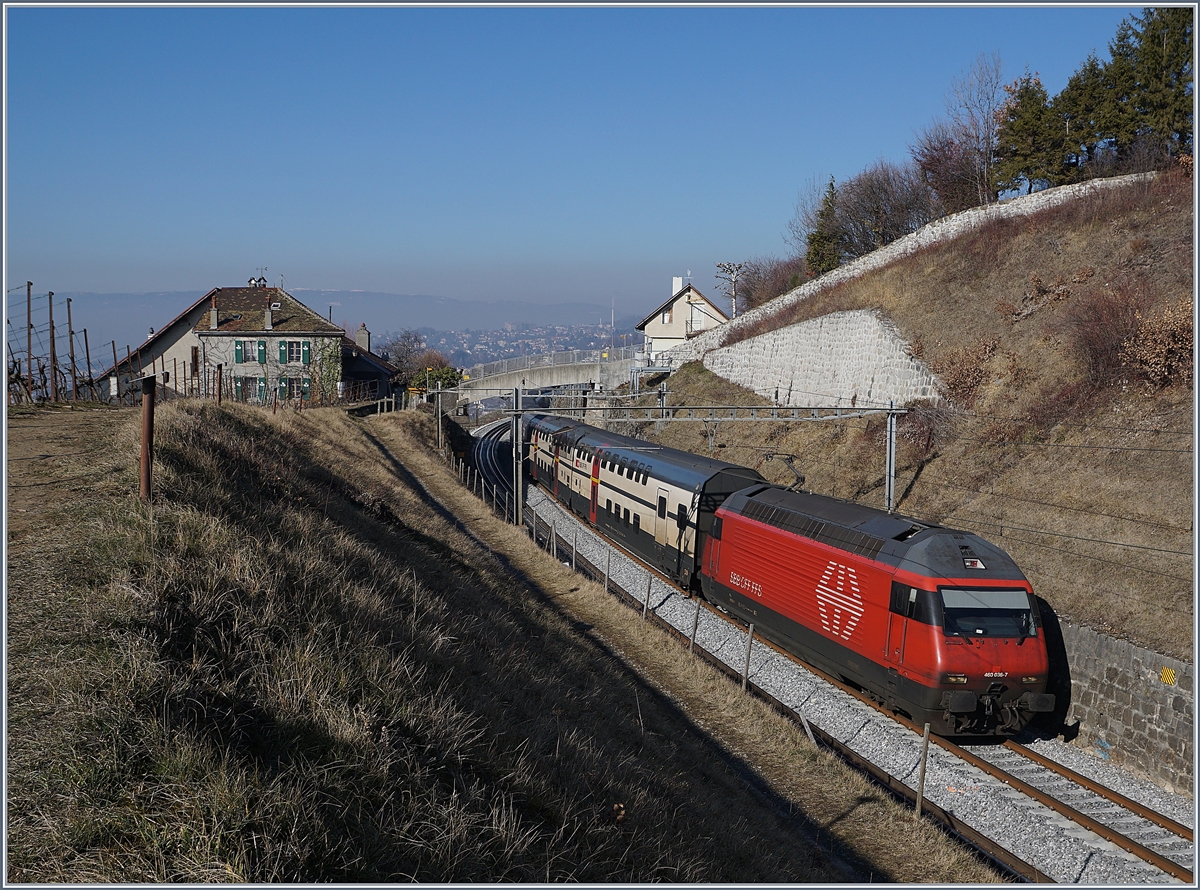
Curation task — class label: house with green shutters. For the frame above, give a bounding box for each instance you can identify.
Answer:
[98,278,394,404]
[196,281,345,403]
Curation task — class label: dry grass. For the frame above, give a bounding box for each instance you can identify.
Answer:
[6,402,1000,882]
[645,173,1193,660]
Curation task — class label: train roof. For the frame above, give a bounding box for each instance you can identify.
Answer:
[722,485,1027,583]
[526,413,765,493]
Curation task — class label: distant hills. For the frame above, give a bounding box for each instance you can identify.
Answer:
[39,289,642,359]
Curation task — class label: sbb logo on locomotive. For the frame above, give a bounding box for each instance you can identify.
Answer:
[815,561,864,641]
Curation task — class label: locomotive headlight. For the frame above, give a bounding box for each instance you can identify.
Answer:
[1021,676,1043,684]
[945,673,968,684]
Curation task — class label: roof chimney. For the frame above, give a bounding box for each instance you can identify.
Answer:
[210,295,218,329]
[672,276,683,295]
[264,302,273,331]
[355,323,371,353]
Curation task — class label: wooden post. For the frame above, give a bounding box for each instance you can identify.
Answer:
[642,575,651,619]
[82,328,93,400]
[572,529,577,572]
[216,364,223,405]
[47,292,57,401]
[689,599,701,653]
[140,375,156,503]
[26,282,32,400]
[741,623,755,690]
[112,341,120,402]
[604,550,610,593]
[915,723,931,819]
[66,298,78,401]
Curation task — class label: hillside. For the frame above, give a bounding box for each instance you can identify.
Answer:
[6,403,998,883]
[629,171,1193,661]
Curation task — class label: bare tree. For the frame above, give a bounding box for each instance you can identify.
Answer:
[947,52,1006,205]
[822,160,938,262]
[714,262,746,318]
[378,328,426,381]
[739,255,809,310]
[785,174,832,255]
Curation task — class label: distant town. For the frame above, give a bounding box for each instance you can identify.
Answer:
[412,322,644,369]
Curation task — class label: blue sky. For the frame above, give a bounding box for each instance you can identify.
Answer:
[6,4,1141,336]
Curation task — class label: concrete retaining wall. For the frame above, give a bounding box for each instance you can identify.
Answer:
[701,309,939,409]
[1057,622,1193,795]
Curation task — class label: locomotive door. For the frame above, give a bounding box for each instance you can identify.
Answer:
[885,613,906,665]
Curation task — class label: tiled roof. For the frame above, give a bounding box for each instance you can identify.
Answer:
[194,287,344,335]
[342,336,399,374]
[636,284,728,332]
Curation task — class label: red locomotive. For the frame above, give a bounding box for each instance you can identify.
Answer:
[524,414,1054,736]
[701,484,1054,735]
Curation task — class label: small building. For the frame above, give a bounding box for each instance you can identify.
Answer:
[340,323,398,402]
[98,279,391,404]
[636,277,729,364]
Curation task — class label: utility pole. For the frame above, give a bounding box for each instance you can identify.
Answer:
[885,400,897,513]
[511,386,523,528]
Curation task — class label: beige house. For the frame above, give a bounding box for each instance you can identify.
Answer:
[98,278,349,403]
[636,279,729,363]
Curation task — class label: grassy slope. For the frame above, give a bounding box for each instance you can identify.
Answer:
[632,172,1193,660]
[6,402,998,883]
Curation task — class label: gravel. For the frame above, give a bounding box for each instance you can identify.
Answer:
[521,487,1195,885]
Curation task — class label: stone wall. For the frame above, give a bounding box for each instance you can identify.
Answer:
[1055,620,1193,796]
[666,173,1155,368]
[701,309,939,409]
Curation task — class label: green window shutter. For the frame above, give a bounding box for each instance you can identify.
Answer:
[278,378,287,396]
[302,341,311,365]
[279,341,288,364]
[235,341,243,363]
[257,341,266,364]
[302,377,311,399]
[257,377,265,400]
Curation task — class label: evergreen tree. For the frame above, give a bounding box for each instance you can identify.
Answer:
[1052,53,1109,177]
[805,179,842,276]
[994,71,1059,194]
[1132,7,1194,158]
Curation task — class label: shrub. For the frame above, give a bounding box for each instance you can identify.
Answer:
[927,337,999,407]
[1122,296,1194,387]
[1057,281,1149,383]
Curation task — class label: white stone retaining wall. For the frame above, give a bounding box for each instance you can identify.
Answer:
[701,309,938,409]
[668,173,1156,370]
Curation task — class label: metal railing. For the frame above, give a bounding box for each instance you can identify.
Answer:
[465,345,641,381]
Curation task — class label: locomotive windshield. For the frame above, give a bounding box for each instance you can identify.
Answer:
[940,588,1037,638]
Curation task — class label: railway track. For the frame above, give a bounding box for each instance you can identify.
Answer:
[460,422,1194,883]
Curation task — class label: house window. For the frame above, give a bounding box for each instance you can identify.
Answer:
[280,377,307,399]
[662,308,673,324]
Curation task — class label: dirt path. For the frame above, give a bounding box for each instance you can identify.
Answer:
[7,405,131,542]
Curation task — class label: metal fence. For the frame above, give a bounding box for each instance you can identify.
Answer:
[465,345,641,381]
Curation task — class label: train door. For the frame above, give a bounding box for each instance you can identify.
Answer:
[654,488,671,549]
[588,453,601,524]
[552,443,560,497]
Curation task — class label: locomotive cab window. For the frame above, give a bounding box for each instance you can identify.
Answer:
[658,496,667,519]
[941,588,1037,638]
[889,582,940,624]
[676,506,687,529]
